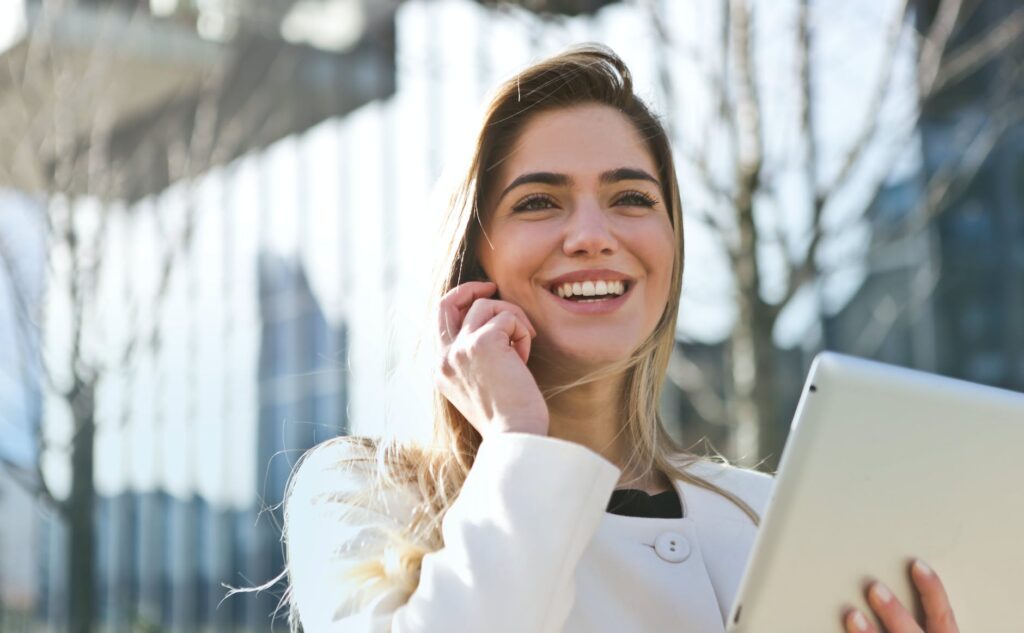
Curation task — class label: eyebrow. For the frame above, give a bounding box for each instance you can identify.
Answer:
[494,167,661,207]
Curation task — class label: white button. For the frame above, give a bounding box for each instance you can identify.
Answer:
[654,531,691,563]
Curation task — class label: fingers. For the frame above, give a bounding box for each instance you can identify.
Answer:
[842,586,914,633]
[843,607,878,633]
[869,581,924,633]
[911,559,959,633]
[435,283,537,365]
[461,298,536,338]
[843,560,958,633]
[844,581,923,633]
[462,300,535,364]
[437,282,497,345]
[476,311,533,364]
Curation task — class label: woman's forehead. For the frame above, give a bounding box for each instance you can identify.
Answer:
[499,104,658,184]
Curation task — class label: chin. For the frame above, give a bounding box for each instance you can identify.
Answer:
[540,336,640,371]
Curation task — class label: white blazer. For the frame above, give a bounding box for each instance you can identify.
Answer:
[286,432,774,633]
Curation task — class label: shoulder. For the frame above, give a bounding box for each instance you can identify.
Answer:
[679,458,775,519]
[285,437,427,627]
[287,435,376,506]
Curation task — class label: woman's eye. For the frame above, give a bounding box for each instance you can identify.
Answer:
[616,191,658,207]
[512,194,555,212]
[511,191,658,213]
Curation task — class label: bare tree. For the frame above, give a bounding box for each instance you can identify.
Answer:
[641,0,1024,467]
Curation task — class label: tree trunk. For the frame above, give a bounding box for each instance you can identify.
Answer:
[729,139,782,468]
[751,299,781,470]
[726,0,783,468]
[67,379,97,633]
[729,269,780,468]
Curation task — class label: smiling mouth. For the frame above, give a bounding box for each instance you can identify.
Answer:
[548,280,632,302]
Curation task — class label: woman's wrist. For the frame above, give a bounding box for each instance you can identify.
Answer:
[486,417,550,438]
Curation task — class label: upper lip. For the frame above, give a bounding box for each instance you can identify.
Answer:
[545,268,635,291]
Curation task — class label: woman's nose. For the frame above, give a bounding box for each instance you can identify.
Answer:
[562,199,618,256]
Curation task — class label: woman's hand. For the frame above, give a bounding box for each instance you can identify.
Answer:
[843,559,959,633]
[434,281,549,439]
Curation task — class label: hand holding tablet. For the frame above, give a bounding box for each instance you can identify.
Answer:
[727,353,1024,632]
[842,558,959,633]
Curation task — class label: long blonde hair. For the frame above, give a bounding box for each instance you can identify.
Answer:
[280,42,761,629]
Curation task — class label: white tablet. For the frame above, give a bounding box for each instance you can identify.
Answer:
[726,352,1024,632]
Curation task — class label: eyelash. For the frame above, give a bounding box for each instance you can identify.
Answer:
[512,190,659,212]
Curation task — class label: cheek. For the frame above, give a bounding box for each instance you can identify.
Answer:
[638,220,677,280]
[479,241,541,304]
[640,223,678,312]
[483,224,551,280]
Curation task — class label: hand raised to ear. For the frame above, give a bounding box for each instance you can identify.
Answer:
[435,281,549,440]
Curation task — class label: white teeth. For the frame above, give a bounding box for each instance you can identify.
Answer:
[554,279,627,299]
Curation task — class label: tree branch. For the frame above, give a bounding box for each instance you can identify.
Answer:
[917,0,965,96]
[893,102,1024,240]
[930,5,1024,94]
[1,456,60,512]
[820,0,912,200]
[850,264,942,359]
[729,0,766,297]
[775,0,1019,317]
[107,43,300,379]
[730,0,764,186]
[776,0,913,318]
[818,98,1024,277]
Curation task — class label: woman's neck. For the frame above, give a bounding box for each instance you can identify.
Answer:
[544,374,628,465]
[533,364,668,494]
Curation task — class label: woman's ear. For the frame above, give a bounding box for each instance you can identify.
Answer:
[474,266,497,297]
[474,263,491,283]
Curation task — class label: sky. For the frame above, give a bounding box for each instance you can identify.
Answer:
[0,0,26,58]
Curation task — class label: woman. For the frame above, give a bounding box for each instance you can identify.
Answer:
[283,44,959,633]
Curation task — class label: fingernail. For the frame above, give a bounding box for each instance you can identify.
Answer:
[851,610,869,631]
[871,582,892,604]
[913,559,933,577]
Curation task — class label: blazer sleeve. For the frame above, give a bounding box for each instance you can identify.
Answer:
[286,432,623,633]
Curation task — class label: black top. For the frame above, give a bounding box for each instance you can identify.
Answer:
[606,487,684,519]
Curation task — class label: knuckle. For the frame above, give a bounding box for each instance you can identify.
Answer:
[452,343,474,362]
[472,300,497,317]
[478,326,507,345]
[434,355,456,380]
[493,311,516,325]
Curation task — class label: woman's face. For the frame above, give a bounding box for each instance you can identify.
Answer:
[476,103,676,370]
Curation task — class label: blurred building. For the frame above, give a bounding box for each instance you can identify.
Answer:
[0,194,46,632]
[33,253,348,633]
[1,0,386,631]
[922,0,1024,390]
[826,0,1024,393]
[249,252,349,630]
